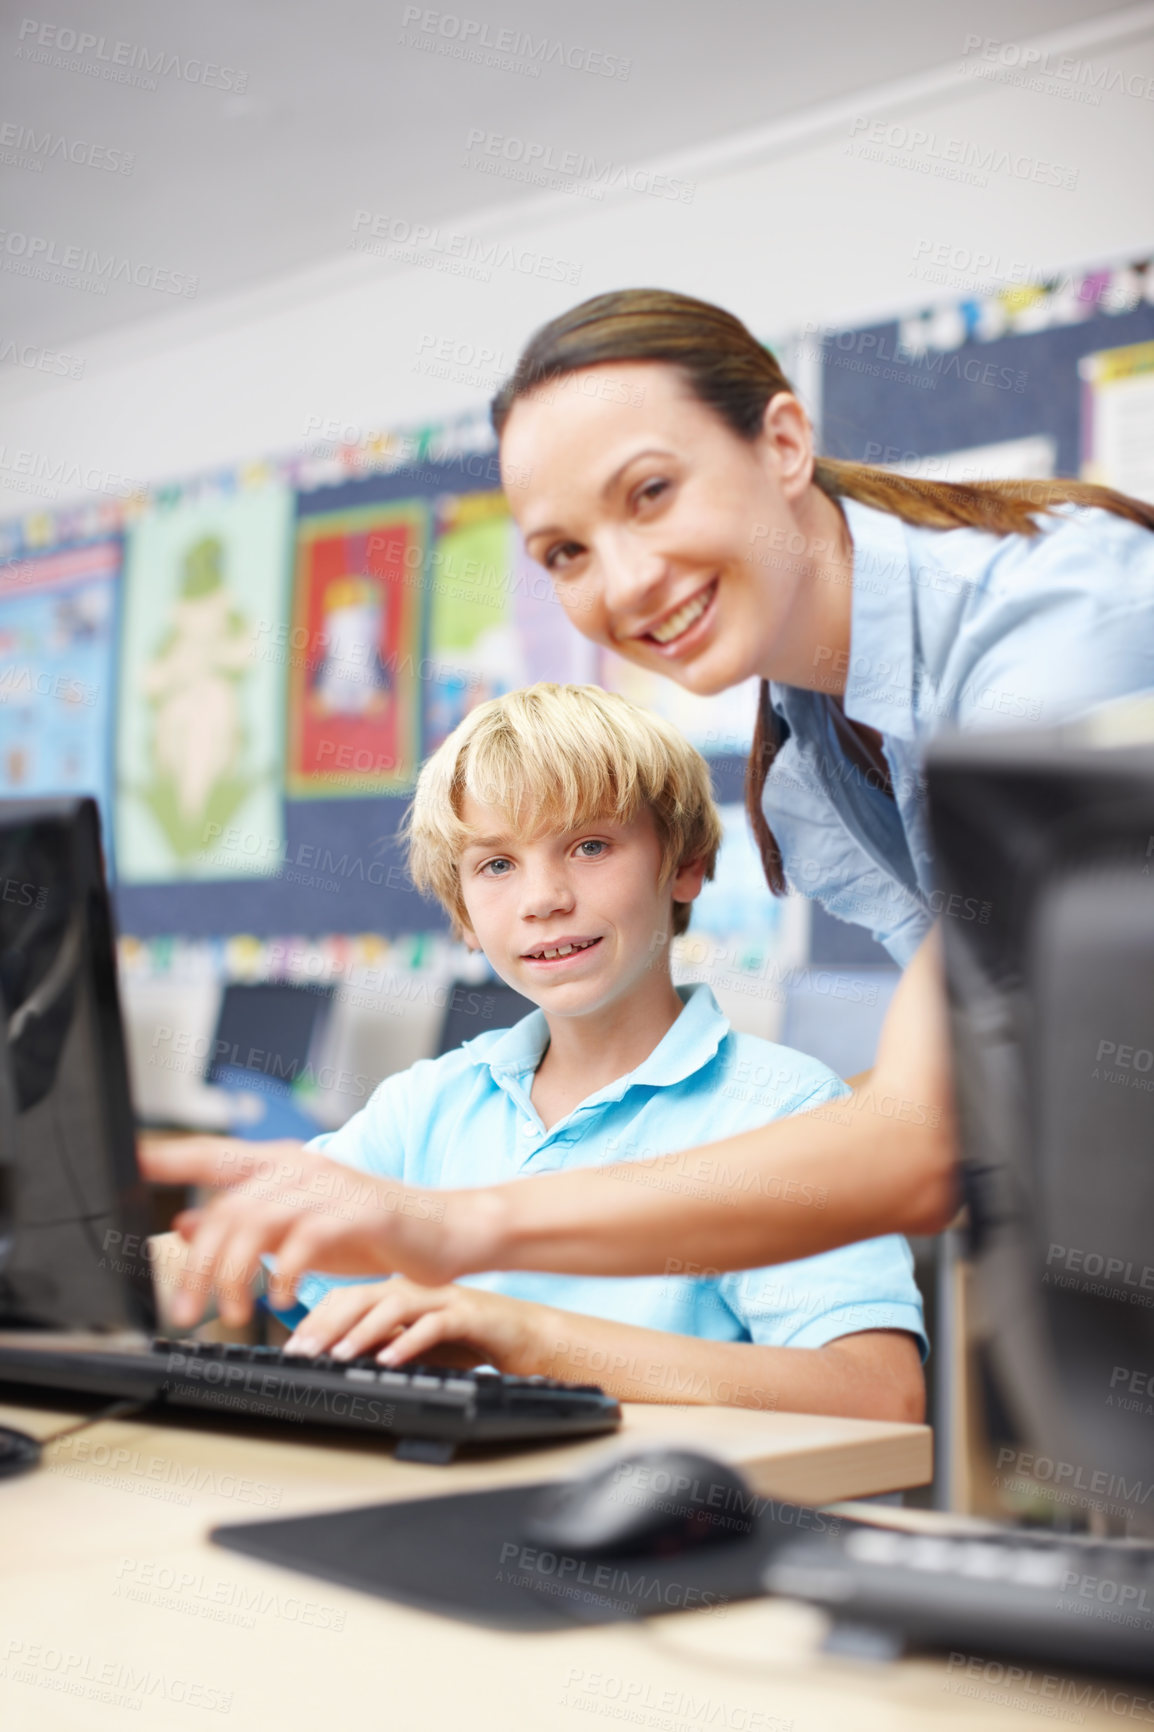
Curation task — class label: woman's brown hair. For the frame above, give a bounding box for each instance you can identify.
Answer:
[491,288,1154,893]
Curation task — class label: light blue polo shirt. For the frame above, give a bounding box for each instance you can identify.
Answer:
[768,498,1154,963]
[295,983,927,1358]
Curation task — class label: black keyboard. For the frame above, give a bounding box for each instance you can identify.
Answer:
[0,1336,621,1463]
[764,1522,1154,1678]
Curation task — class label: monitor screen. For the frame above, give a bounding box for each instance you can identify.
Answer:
[0,798,155,1332]
[205,980,335,1091]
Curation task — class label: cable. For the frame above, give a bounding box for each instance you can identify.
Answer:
[37,1396,156,1446]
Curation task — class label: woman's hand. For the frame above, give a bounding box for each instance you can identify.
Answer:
[139,1135,470,1327]
[283,1279,552,1374]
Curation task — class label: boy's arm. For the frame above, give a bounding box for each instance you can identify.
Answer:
[537,1317,925,1424]
[289,1277,924,1423]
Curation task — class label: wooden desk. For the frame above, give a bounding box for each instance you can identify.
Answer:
[0,1397,1138,1731]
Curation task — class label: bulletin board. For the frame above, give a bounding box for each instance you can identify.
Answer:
[118,459,527,938]
[16,259,1146,945]
[814,258,1154,495]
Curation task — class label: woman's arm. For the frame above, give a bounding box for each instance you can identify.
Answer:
[433,928,958,1281]
[144,931,957,1317]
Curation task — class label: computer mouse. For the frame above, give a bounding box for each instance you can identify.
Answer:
[522,1447,758,1558]
[0,1424,41,1479]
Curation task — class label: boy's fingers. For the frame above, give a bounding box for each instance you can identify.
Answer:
[301,1278,430,1358]
[288,1288,385,1355]
[331,1299,416,1360]
[378,1308,458,1367]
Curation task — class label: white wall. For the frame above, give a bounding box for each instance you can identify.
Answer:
[3,8,1153,520]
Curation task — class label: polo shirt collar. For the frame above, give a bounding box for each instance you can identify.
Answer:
[840,495,917,740]
[477,981,729,1096]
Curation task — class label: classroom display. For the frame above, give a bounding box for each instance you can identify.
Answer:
[425,488,595,755]
[289,500,427,797]
[1080,338,1154,503]
[0,539,120,816]
[2,255,1150,938]
[115,484,294,883]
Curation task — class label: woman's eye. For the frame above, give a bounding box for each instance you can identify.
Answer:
[635,478,669,508]
[544,541,583,574]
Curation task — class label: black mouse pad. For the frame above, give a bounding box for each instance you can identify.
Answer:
[212,1480,793,1630]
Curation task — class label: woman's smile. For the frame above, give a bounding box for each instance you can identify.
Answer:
[629,577,719,656]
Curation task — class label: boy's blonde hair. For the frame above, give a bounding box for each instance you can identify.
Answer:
[406,683,722,939]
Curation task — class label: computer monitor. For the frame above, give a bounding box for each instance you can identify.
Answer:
[435,979,536,1057]
[0,797,155,1333]
[205,980,335,1091]
[927,713,1154,1520]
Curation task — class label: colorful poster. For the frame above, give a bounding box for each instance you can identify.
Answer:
[1080,340,1154,504]
[288,500,427,796]
[0,540,119,817]
[116,486,294,883]
[424,491,595,755]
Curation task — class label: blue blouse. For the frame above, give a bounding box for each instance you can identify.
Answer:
[766,496,1154,963]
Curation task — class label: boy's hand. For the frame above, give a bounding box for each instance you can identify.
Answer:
[282,1278,551,1375]
[139,1135,453,1327]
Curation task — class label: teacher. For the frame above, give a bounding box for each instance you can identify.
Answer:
[152,287,1154,1308]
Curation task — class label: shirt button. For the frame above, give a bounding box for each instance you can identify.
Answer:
[520,1121,537,1136]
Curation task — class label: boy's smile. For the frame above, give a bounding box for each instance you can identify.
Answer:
[520,934,603,968]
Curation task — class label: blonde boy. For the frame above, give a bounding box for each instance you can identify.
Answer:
[167,684,925,1419]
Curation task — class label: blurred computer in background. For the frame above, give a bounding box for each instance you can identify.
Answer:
[207,980,335,1140]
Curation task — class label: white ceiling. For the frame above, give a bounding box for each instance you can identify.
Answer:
[0,0,1134,346]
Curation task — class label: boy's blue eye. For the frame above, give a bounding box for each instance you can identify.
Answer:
[576,840,607,857]
[482,857,513,876]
